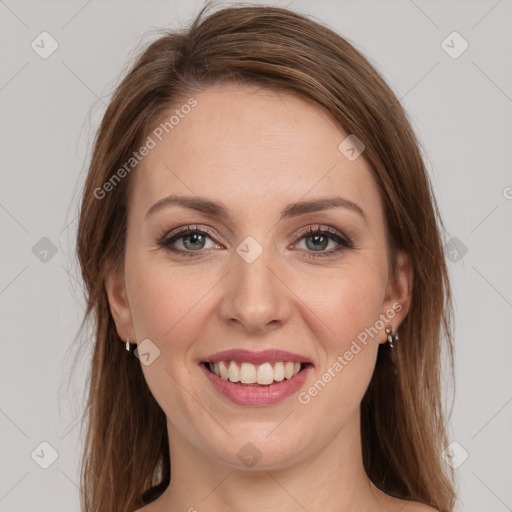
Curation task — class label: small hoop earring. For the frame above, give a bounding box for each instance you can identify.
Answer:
[385,325,399,348]
[126,338,134,352]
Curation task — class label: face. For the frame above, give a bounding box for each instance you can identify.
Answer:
[106,82,412,470]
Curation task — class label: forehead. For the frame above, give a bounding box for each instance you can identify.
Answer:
[129,83,382,223]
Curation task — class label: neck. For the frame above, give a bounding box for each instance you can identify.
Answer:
[155,411,388,512]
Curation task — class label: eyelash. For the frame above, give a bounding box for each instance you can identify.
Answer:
[156,224,354,259]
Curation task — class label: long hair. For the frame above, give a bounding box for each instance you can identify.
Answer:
[75,4,456,511]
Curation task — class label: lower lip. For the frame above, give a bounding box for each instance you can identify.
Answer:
[200,363,312,406]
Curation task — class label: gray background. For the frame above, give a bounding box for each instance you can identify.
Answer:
[1,0,511,510]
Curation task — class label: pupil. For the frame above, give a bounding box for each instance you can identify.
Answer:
[307,234,327,251]
[184,233,204,250]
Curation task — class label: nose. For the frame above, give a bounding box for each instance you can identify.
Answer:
[218,245,292,334]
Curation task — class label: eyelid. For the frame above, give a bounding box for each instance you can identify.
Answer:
[157,223,354,257]
[289,225,354,254]
[292,225,349,245]
[157,224,224,249]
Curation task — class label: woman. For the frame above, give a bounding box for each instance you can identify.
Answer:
[76,4,456,511]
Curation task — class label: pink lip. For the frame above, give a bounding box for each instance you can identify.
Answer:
[200,362,312,406]
[201,349,313,366]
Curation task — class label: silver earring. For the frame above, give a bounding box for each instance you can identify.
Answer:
[385,325,399,348]
[126,338,133,352]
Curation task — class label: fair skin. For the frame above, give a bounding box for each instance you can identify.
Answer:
[106,83,436,512]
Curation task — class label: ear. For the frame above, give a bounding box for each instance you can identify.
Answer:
[104,268,136,343]
[380,249,414,342]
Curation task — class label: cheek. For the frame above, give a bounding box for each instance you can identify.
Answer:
[127,261,212,428]
[301,280,382,412]
[127,257,211,343]
[294,262,386,402]
[300,263,386,349]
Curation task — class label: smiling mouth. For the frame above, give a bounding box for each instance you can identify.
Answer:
[201,360,313,387]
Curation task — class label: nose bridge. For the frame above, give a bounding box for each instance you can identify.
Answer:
[220,235,290,332]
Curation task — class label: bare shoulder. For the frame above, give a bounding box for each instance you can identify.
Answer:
[132,491,167,512]
[371,481,440,512]
[379,493,440,512]
[399,501,440,512]
[132,503,159,512]
[378,489,440,512]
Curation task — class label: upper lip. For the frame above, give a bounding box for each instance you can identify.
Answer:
[202,349,313,366]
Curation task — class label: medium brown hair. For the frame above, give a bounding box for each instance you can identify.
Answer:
[75,4,456,511]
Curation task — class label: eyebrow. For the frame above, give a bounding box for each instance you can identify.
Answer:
[145,194,369,227]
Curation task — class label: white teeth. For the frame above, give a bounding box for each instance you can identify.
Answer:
[218,361,229,379]
[273,362,285,381]
[228,361,240,382]
[256,362,274,385]
[240,362,257,383]
[284,361,295,379]
[208,360,304,385]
